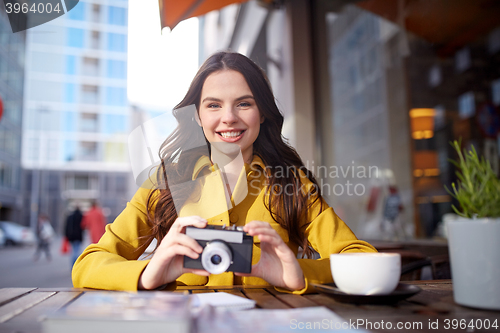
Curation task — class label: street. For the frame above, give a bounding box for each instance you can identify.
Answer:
[0,236,90,288]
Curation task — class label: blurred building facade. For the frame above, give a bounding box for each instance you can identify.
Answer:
[0,9,25,222]
[21,0,131,231]
[199,0,500,239]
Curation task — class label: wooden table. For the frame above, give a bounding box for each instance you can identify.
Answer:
[0,280,498,333]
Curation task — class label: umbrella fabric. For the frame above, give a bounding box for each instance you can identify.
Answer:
[159,0,249,30]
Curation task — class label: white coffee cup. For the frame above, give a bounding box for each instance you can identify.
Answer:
[330,253,401,295]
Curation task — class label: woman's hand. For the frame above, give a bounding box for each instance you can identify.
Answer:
[237,221,306,291]
[138,216,209,290]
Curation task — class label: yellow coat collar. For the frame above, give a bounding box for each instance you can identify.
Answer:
[191,154,267,181]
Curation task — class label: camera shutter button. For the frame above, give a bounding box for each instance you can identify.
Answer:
[229,212,239,224]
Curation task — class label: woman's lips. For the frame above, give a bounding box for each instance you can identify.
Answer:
[217,130,245,142]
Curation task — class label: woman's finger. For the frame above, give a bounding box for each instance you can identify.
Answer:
[255,234,279,244]
[172,216,207,233]
[243,220,271,231]
[159,233,204,254]
[168,244,201,260]
[172,233,204,253]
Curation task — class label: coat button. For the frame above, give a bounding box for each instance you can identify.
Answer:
[229,212,239,224]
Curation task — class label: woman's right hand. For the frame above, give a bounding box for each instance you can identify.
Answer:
[138,216,209,290]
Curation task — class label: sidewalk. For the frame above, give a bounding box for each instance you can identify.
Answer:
[0,235,91,288]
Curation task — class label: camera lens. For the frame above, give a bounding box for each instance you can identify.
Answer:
[201,241,232,274]
[211,255,222,265]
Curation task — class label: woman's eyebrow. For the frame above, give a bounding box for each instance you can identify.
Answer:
[235,95,255,101]
[201,97,222,103]
[201,95,255,103]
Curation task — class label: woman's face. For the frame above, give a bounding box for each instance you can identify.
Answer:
[198,70,264,163]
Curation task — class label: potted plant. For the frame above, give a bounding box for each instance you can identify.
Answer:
[446,140,500,310]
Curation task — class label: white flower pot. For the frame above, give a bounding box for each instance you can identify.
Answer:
[446,218,500,310]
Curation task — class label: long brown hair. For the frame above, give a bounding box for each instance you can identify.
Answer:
[146,51,322,257]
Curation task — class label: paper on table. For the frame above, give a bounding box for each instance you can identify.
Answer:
[195,306,368,333]
[191,292,256,311]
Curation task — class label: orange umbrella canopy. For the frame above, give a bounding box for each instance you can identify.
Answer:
[159,0,249,30]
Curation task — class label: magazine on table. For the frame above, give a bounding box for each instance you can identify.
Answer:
[41,291,192,333]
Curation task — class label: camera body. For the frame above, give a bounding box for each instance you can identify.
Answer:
[183,225,253,274]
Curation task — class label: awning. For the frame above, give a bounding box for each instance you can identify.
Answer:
[159,0,249,30]
[356,0,500,55]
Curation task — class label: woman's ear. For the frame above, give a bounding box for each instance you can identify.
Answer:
[260,115,265,124]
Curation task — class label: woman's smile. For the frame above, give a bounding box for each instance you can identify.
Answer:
[217,130,245,141]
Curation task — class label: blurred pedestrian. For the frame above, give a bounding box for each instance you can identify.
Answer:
[65,206,84,267]
[33,214,54,261]
[82,201,106,244]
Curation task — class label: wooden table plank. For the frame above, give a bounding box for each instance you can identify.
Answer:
[0,289,36,307]
[191,289,215,294]
[1,291,81,333]
[214,288,247,298]
[243,289,291,309]
[177,284,269,291]
[0,292,55,323]
[265,288,319,308]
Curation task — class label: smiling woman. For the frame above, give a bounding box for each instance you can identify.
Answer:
[72,51,376,293]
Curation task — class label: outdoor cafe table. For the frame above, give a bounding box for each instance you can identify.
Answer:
[0,280,498,333]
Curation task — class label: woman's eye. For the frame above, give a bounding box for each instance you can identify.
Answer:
[238,102,251,107]
[207,103,220,109]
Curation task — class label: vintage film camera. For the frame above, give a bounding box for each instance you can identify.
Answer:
[183,224,253,274]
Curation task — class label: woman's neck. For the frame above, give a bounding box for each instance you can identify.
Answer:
[210,143,249,201]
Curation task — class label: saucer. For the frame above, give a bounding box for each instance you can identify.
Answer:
[311,283,421,304]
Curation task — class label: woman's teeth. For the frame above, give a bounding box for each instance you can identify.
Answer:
[220,131,243,138]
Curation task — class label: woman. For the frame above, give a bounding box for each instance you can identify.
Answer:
[72,51,376,293]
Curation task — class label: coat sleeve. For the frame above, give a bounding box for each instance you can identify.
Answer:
[275,171,377,294]
[72,188,156,291]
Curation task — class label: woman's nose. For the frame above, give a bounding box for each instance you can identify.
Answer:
[221,107,238,124]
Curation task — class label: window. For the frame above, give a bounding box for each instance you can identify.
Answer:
[64,112,76,132]
[103,114,127,134]
[67,28,85,48]
[492,79,500,106]
[80,113,98,132]
[458,92,475,119]
[64,140,76,161]
[82,57,99,76]
[64,83,77,103]
[108,6,127,26]
[28,138,40,162]
[488,27,500,54]
[47,139,59,161]
[66,55,76,75]
[107,33,127,52]
[104,142,127,163]
[428,65,442,87]
[105,87,127,106]
[0,162,12,188]
[455,47,471,72]
[79,142,98,161]
[91,31,100,49]
[74,175,89,190]
[81,85,99,104]
[106,59,126,79]
[68,2,85,20]
[91,4,101,22]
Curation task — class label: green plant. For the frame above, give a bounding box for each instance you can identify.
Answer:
[446,140,500,218]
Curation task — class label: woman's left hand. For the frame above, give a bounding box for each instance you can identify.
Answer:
[236,221,305,291]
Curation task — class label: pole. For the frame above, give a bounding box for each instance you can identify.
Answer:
[30,108,47,231]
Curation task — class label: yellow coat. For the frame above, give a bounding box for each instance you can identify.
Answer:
[72,155,376,293]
